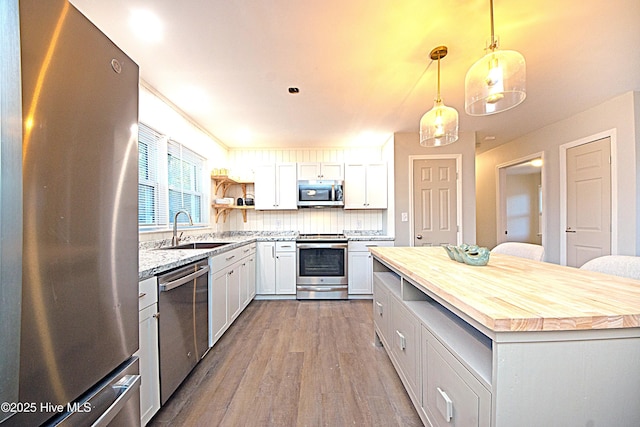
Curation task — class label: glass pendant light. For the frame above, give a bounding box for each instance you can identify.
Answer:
[420,46,459,147]
[465,0,526,116]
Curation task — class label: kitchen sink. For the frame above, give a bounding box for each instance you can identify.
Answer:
[161,242,231,250]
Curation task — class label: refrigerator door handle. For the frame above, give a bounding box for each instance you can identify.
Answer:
[91,374,141,427]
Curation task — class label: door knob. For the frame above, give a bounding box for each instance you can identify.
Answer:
[416,235,423,240]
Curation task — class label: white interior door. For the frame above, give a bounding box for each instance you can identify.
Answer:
[566,137,611,267]
[412,158,457,246]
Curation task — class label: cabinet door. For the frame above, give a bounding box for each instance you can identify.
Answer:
[256,242,276,294]
[423,327,491,427]
[297,162,322,180]
[240,258,249,308]
[365,163,387,209]
[227,261,242,322]
[348,251,372,294]
[137,303,160,426]
[344,163,367,209]
[210,268,228,345]
[243,253,257,304]
[275,163,298,209]
[275,250,296,294]
[319,162,344,180]
[254,164,276,209]
[390,296,421,400]
[372,277,390,345]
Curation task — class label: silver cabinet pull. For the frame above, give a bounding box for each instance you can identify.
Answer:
[375,301,383,316]
[396,330,406,350]
[436,387,454,422]
[138,292,146,298]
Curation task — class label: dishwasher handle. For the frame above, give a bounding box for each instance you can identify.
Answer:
[159,265,210,292]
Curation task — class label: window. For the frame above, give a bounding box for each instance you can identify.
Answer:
[167,140,204,224]
[138,123,163,226]
[138,123,208,230]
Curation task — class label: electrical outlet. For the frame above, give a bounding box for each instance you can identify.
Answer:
[356,220,363,229]
[401,212,408,222]
[275,219,282,229]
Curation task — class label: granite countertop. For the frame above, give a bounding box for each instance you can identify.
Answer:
[139,231,297,279]
[139,230,394,280]
[344,231,395,241]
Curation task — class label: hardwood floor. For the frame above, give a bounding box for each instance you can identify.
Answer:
[149,300,423,426]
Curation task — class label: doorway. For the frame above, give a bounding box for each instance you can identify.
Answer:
[497,153,545,248]
[409,155,462,247]
[561,134,614,267]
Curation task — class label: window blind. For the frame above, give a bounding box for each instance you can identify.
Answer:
[167,139,205,224]
[138,123,163,226]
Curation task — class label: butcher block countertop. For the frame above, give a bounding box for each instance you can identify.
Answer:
[369,246,640,333]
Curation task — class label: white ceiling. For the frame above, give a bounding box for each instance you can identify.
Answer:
[70,0,640,152]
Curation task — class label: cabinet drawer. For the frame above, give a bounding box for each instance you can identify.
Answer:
[138,276,157,310]
[390,296,420,399]
[211,246,243,272]
[349,239,394,252]
[239,243,257,258]
[423,327,491,427]
[275,241,296,252]
[373,278,390,343]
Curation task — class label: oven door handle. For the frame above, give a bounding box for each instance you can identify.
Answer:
[159,265,210,292]
[297,285,348,292]
[296,243,348,249]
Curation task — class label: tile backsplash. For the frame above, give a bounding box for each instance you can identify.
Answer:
[227,208,385,234]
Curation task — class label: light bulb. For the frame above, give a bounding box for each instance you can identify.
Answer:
[485,55,505,104]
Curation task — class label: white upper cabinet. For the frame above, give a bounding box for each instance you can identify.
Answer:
[297,162,344,180]
[344,162,387,209]
[254,163,298,210]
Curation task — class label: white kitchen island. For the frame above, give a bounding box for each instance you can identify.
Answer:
[370,246,640,427]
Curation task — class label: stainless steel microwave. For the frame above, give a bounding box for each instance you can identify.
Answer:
[297,180,344,207]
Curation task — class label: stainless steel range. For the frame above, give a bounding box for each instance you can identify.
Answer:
[296,234,348,299]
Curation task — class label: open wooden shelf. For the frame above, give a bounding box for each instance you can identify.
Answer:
[211,175,254,223]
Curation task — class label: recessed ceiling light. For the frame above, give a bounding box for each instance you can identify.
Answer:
[484,135,496,141]
[288,87,300,94]
[129,9,163,43]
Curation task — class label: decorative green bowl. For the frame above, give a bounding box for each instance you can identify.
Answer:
[443,244,490,266]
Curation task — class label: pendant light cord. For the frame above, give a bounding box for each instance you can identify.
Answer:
[489,0,497,50]
[436,55,441,103]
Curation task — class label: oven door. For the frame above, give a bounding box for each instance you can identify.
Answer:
[296,242,348,299]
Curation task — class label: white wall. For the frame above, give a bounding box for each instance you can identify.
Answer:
[138,83,229,241]
[477,91,639,264]
[226,147,388,233]
[393,131,477,247]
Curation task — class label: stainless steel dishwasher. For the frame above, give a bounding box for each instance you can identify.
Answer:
[157,259,210,405]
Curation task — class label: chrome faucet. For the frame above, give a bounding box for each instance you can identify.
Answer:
[172,210,193,246]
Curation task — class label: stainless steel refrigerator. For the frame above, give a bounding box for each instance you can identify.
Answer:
[2,0,141,425]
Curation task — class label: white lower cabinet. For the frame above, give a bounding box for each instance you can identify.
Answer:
[390,296,421,400]
[210,243,257,347]
[373,270,492,427]
[210,267,228,345]
[256,241,296,296]
[240,247,257,307]
[348,240,393,295]
[275,241,296,294]
[137,276,160,426]
[422,326,491,427]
